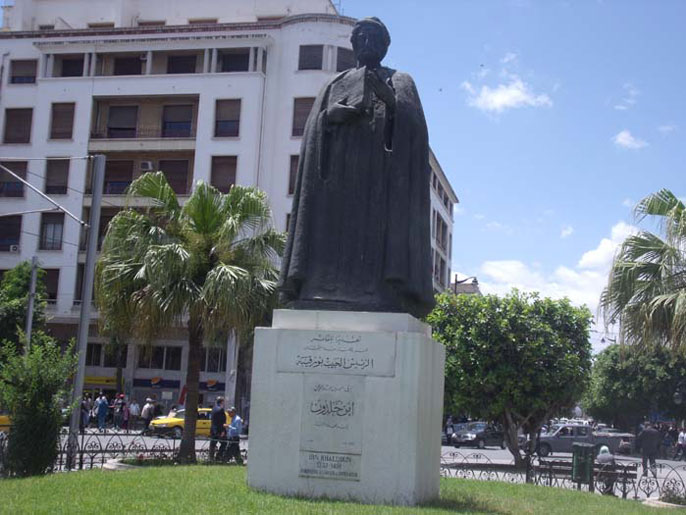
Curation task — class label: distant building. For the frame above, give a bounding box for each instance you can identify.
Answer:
[430,150,458,292]
[0,0,458,411]
[450,277,482,296]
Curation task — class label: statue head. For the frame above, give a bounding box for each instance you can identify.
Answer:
[351,17,390,68]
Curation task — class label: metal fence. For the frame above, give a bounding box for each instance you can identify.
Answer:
[440,450,686,501]
[0,431,246,476]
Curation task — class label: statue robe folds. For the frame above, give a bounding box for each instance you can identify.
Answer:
[279,66,435,319]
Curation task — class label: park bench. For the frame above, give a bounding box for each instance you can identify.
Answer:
[536,458,638,498]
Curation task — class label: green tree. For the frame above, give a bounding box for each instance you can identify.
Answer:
[583,344,686,430]
[428,290,592,466]
[96,172,284,462]
[0,262,47,352]
[0,333,77,477]
[600,189,686,350]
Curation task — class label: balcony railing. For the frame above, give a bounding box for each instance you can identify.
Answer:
[91,124,196,139]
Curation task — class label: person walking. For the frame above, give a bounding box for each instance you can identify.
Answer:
[96,393,109,432]
[79,397,90,434]
[129,399,140,431]
[141,398,155,433]
[209,397,227,461]
[113,394,125,430]
[636,421,661,478]
[226,406,243,465]
[121,402,130,432]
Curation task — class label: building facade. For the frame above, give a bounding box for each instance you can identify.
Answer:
[0,0,456,411]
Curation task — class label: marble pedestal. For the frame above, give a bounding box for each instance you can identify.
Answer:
[247,310,445,506]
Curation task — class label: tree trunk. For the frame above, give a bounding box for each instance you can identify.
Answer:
[177,314,203,463]
[503,409,525,468]
[225,331,239,407]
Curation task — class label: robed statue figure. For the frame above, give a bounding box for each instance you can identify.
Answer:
[279,17,435,319]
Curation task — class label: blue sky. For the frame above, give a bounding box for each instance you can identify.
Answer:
[343,0,685,349]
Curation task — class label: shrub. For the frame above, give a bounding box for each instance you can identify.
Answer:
[0,333,76,477]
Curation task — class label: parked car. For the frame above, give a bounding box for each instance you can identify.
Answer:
[0,412,9,434]
[452,422,506,449]
[536,424,634,457]
[147,407,228,438]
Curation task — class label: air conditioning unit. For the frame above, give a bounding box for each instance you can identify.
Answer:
[140,161,154,171]
[9,244,20,253]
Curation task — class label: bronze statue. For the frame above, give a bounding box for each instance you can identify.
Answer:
[279,17,435,319]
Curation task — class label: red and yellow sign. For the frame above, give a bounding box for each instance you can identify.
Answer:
[85,376,116,386]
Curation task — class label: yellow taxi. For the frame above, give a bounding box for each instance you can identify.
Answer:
[0,413,10,434]
[148,407,229,438]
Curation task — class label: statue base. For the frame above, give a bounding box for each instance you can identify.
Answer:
[247,309,445,506]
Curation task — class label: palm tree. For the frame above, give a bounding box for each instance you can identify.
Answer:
[96,172,284,462]
[600,189,686,350]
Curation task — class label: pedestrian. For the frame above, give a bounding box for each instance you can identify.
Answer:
[122,402,130,432]
[636,421,661,478]
[226,406,243,465]
[129,399,140,430]
[96,392,109,432]
[209,397,227,461]
[141,398,155,433]
[596,445,616,495]
[80,397,90,434]
[113,394,125,429]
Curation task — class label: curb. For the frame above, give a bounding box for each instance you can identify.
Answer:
[103,459,140,471]
[643,498,686,509]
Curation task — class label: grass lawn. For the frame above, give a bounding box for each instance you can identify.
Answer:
[0,466,658,514]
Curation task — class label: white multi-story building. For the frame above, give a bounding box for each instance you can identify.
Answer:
[0,0,456,411]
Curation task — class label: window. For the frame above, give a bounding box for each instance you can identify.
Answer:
[138,346,179,370]
[336,47,355,72]
[298,45,324,70]
[219,49,250,72]
[88,22,115,28]
[211,156,237,193]
[104,161,133,194]
[138,20,166,27]
[158,160,189,194]
[214,99,241,137]
[0,161,27,197]
[10,60,37,84]
[0,216,21,251]
[103,345,128,368]
[97,208,120,250]
[165,347,182,371]
[40,213,64,250]
[292,98,314,137]
[206,347,226,373]
[39,25,55,30]
[113,56,142,76]
[45,160,69,194]
[167,55,196,74]
[44,269,60,303]
[162,105,193,137]
[3,108,33,143]
[86,343,102,367]
[74,264,84,302]
[288,155,299,195]
[60,57,84,77]
[50,103,75,139]
[107,106,138,138]
[285,213,291,231]
[189,18,218,24]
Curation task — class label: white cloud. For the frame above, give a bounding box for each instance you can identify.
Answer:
[613,129,648,149]
[560,225,574,238]
[613,82,639,111]
[474,213,485,220]
[658,124,677,135]
[462,77,552,113]
[454,205,465,216]
[477,221,639,325]
[622,198,634,208]
[577,222,637,270]
[501,52,518,64]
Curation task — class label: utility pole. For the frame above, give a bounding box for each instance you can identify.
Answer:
[24,255,38,354]
[66,154,105,467]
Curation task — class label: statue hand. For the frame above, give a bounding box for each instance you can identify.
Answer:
[327,102,361,124]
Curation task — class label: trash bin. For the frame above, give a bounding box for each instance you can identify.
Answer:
[572,442,596,488]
